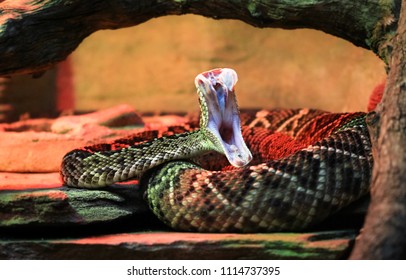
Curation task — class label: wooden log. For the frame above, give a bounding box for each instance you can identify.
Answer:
[0,0,399,76]
[350,0,406,259]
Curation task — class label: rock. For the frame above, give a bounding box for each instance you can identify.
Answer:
[0,231,356,260]
[50,104,143,133]
[0,105,144,172]
[0,172,61,190]
[143,114,196,131]
[0,183,148,228]
[0,106,199,173]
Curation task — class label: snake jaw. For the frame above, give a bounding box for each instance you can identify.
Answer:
[195,68,253,167]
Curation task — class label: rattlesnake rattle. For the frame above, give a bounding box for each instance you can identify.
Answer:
[61,68,372,232]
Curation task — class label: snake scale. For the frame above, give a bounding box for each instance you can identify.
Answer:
[61,68,373,233]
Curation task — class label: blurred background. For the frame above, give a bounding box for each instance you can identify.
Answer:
[0,15,386,122]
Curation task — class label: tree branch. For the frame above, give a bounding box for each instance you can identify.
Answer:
[350,0,406,259]
[0,0,400,76]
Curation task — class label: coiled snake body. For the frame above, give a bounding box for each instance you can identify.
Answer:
[61,69,372,233]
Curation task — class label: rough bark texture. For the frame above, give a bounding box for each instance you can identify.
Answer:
[350,0,406,259]
[0,0,399,76]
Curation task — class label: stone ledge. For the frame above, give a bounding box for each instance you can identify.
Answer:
[0,182,147,228]
[0,105,144,172]
[0,231,356,260]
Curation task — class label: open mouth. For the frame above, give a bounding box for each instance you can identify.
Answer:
[195,68,252,168]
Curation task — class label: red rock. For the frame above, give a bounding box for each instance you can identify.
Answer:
[51,104,143,133]
[0,172,62,191]
[143,114,192,130]
[0,105,145,172]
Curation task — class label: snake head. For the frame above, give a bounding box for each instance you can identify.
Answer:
[195,68,252,167]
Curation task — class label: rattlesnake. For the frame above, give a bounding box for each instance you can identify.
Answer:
[61,68,372,232]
